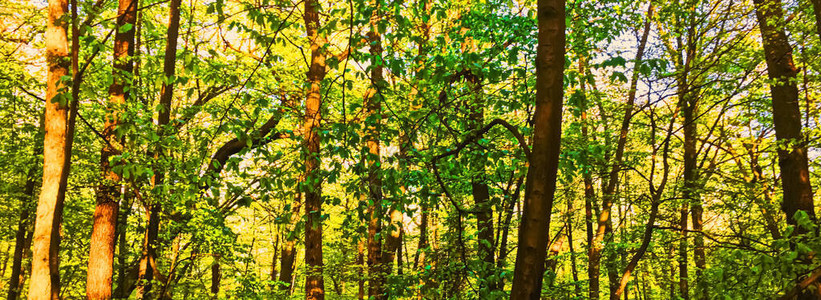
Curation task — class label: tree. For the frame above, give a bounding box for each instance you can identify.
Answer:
[303,0,328,298]
[28,0,76,299]
[86,0,137,298]
[753,0,813,230]
[509,0,565,297]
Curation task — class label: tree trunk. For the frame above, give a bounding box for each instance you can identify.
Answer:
[210,259,220,295]
[29,0,76,298]
[364,1,386,297]
[278,192,301,293]
[579,54,600,300]
[114,199,132,298]
[358,239,365,300]
[136,1,180,298]
[752,0,813,230]
[466,74,496,292]
[87,0,137,298]
[753,0,816,297]
[8,123,43,300]
[509,0,565,297]
[811,0,821,40]
[303,0,327,298]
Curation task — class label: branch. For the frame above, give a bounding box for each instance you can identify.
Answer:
[203,112,289,182]
[778,265,821,300]
[431,118,531,214]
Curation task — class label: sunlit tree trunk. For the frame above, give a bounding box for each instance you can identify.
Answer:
[29,0,76,298]
[509,0,565,297]
[303,0,327,297]
[87,0,137,298]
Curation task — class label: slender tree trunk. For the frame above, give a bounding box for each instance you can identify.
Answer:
[8,122,43,300]
[137,0,180,298]
[509,0,565,297]
[567,219,581,298]
[114,199,131,298]
[466,73,496,292]
[87,0,137,298]
[612,200,660,299]
[270,234,279,285]
[364,2,386,297]
[29,0,76,298]
[303,0,327,298]
[579,55,600,300]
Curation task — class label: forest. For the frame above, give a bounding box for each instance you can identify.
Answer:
[0,0,820,298]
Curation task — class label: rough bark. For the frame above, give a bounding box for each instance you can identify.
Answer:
[303,0,327,298]
[509,0,565,297]
[29,0,75,298]
[87,0,137,298]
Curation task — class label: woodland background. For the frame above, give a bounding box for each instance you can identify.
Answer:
[1,0,821,299]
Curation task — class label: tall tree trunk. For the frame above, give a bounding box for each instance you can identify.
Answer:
[364,1,386,297]
[752,0,814,230]
[137,0,180,298]
[303,0,327,298]
[29,0,76,298]
[753,0,816,297]
[509,0,565,297]
[87,0,137,298]
[579,55,600,300]
[8,123,43,300]
[270,233,279,285]
[676,10,698,298]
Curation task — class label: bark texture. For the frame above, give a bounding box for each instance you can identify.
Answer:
[303,0,327,298]
[509,0,565,297]
[752,0,813,229]
[87,0,137,298]
[29,0,74,298]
